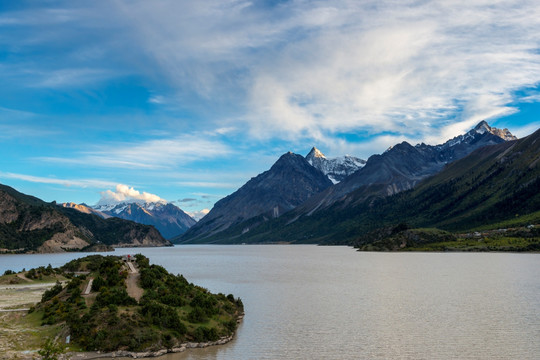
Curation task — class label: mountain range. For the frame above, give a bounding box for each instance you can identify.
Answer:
[178,121,531,244]
[294,120,517,217]
[0,184,171,253]
[3,120,533,250]
[93,202,196,239]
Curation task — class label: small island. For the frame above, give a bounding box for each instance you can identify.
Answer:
[0,255,244,359]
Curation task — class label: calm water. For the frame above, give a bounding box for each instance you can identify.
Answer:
[1,246,540,359]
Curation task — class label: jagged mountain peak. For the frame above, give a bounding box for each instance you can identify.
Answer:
[306,147,326,161]
[468,120,517,141]
[473,120,491,133]
[306,147,366,183]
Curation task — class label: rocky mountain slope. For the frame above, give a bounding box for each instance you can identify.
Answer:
[61,202,111,218]
[178,152,333,243]
[305,147,366,183]
[0,184,170,253]
[92,202,196,239]
[233,126,539,245]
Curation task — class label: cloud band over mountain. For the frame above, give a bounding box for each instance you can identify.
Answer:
[98,184,165,205]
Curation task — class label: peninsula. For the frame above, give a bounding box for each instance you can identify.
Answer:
[0,255,244,359]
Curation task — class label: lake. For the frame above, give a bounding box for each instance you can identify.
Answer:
[1,245,540,359]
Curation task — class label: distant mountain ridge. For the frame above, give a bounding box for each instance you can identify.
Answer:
[305,147,366,183]
[178,121,520,244]
[293,120,516,216]
[213,125,538,245]
[93,201,196,239]
[178,152,333,243]
[0,184,170,253]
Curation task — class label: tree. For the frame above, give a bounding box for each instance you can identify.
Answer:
[38,338,66,360]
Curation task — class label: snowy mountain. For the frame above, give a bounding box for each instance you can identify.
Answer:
[92,201,196,239]
[293,120,518,216]
[305,147,366,183]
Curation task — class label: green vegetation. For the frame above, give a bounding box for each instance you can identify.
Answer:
[31,255,243,353]
[354,223,540,252]
[38,338,67,360]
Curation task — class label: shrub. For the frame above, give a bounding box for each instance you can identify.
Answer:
[38,338,66,360]
[187,306,207,323]
[96,287,136,307]
[140,300,186,334]
[193,326,219,342]
[41,282,63,302]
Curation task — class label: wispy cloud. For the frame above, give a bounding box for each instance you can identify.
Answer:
[0,172,116,188]
[30,68,114,89]
[175,181,239,189]
[512,122,540,138]
[37,133,234,169]
[4,1,540,154]
[113,0,540,144]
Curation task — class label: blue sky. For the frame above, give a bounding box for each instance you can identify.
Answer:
[1,0,540,219]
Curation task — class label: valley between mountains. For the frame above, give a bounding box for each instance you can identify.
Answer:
[1,121,539,253]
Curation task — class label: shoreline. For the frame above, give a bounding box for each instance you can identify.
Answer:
[69,313,244,360]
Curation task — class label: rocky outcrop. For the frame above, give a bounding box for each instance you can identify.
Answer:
[61,202,111,219]
[38,232,90,253]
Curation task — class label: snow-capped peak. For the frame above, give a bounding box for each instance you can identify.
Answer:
[443,121,518,149]
[306,147,366,183]
[473,120,491,134]
[307,147,326,159]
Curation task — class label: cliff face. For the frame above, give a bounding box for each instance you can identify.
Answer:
[0,184,171,253]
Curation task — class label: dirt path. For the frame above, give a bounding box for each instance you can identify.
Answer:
[83,278,94,295]
[125,262,143,302]
[16,273,30,282]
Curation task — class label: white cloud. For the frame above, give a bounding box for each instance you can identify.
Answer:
[512,122,540,138]
[187,209,209,221]
[175,181,239,189]
[112,0,540,143]
[37,133,234,170]
[0,172,116,188]
[97,184,165,205]
[30,68,114,89]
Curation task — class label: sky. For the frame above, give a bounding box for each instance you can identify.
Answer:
[1,0,540,220]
